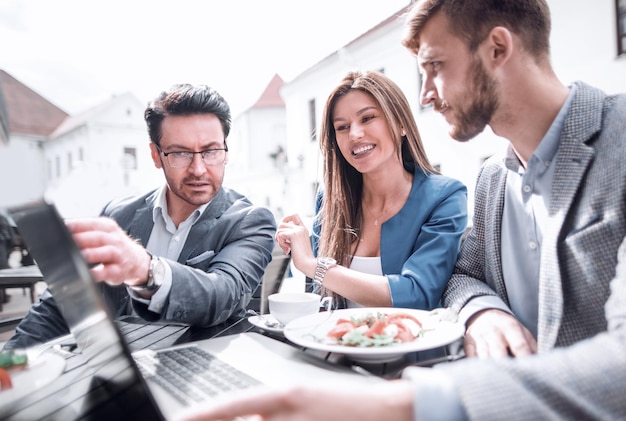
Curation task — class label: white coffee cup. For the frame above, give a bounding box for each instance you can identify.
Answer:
[267,292,332,326]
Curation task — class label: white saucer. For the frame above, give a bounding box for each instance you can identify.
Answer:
[248,315,284,335]
[0,350,66,410]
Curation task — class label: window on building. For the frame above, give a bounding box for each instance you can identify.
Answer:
[78,147,84,162]
[308,99,317,142]
[55,156,61,178]
[618,0,626,55]
[122,147,137,170]
[67,151,72,171]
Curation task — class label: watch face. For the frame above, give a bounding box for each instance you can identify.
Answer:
[319,257,337,267]
[153,258,166,282]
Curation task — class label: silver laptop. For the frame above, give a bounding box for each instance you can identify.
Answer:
[9,200,374,420]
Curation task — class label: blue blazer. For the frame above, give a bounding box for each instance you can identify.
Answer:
[314,168,467,310]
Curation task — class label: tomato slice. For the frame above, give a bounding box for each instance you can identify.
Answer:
[335,318,352,324]
[0,367,12,391]
[327,321,355,339]
[387,312,422,328]
[393,322,417,342]
[364,320,386,338]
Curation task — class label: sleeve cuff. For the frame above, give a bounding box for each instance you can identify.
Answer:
[458,296,512,326]
[127,260,173,314]
[402,366,468,421]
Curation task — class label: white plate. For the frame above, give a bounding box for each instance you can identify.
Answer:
[283,308,464,363]
[248,315,284,335]
[0,350,66,409]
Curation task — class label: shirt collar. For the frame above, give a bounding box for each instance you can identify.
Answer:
[152,185,210,228]
[505,84,577,172]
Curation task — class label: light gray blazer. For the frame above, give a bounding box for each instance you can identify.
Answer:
[434,236,626,420]
[445,82,626,352]
[433,82,626,419]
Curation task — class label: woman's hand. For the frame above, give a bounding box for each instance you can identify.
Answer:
[275,214,316,278]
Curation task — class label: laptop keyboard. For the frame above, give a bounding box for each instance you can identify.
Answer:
[134,345,262,406]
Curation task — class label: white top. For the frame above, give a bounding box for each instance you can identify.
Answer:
[347,256,383,308]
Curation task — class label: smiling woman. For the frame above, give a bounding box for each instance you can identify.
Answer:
[274,69,468,311]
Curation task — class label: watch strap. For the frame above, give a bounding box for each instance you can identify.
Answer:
[130,253,161,292]
[314,257,336,286]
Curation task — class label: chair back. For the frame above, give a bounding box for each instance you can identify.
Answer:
[249,247,291,314]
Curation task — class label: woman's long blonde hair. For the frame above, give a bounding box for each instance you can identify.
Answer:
[316,70,438,305]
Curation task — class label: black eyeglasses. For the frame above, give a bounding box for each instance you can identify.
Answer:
[156,145,228,168]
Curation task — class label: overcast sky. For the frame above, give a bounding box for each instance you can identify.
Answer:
[0,0,409,117]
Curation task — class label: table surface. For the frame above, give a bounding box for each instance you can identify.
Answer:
[0,265,43,283]
[0,313,463,420]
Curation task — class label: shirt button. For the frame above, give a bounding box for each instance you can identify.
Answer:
[175,235,180,242]
[529,241,538,250]
[523,185,532,193]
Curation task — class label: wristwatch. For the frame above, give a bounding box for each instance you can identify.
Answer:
[131,253,166,292]
[314,257,337,286]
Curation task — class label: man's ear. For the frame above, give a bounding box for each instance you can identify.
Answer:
[150,143,163,169]
[485,26,513,67]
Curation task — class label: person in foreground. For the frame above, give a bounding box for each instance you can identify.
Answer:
[177,235,626,420]
[3,83,276,350]
[403,0,626,359]
[276,70,467,309]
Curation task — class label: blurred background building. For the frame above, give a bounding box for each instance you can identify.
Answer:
[1,0,625,223]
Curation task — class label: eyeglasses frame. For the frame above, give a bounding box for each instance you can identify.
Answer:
[155,143,229,168]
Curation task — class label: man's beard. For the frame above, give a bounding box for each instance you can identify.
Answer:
[446,57,499,142]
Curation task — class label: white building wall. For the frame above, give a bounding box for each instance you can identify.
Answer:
[226,106,288,219]
[0,134,47,208]
[42,93,162,217]
[550,0,626,93]
[227,112,251,178]
[281,0,626,220]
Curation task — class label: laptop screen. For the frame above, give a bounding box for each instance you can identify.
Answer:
[9,200,164,420]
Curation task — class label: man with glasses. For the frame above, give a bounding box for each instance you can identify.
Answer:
[4,84,277,349]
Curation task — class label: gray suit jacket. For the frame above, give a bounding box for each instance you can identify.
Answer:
[3,186,276,349]
[444,82,626,352]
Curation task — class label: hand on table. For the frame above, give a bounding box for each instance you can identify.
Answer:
[65,217,150,288]
[174,379,414,421]
[464,309,537,358]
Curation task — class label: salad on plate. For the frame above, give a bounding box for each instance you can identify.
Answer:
[324,308,457,348]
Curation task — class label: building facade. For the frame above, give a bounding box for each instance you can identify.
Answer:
[2,0,625,222]
[0,70,160,217]
[279,0,626,219]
